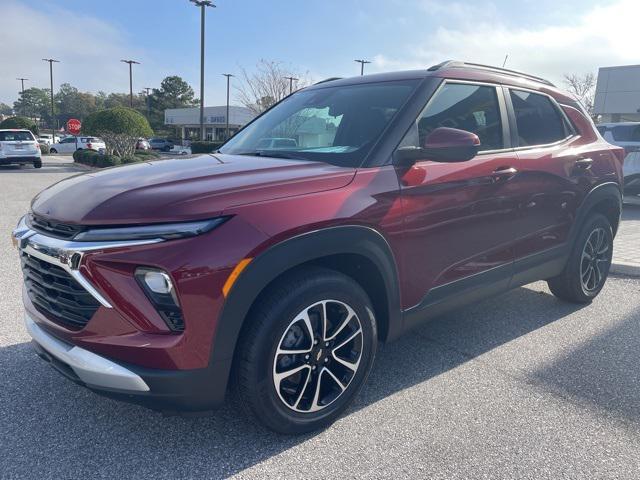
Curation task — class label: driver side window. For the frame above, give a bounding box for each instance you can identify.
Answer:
[400,83,504,152]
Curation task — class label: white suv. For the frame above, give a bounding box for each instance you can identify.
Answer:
[597,122,640,194]
[49,136,106,154]
[0,129,42,168]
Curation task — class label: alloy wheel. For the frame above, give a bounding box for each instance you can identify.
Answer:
[580,227,610,293]
[272,299,364,413]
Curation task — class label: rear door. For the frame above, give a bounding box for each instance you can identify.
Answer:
[59,137,77,153]
[504,87,587,283]
[397,81,520,317]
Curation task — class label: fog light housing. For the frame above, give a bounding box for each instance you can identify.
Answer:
[135,267,184,332]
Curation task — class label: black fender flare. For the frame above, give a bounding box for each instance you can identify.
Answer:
[210,225,402,367]
[570,182,622,244]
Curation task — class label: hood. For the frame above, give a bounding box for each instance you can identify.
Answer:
[31,154,356,225]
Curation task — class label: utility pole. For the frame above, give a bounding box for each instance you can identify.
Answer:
[222,74,233,141]
[189,0,216,141]
[284,76,298,95]
[16,78,28,116]
[144,87,152,118]
[502,55,509,68]
[354,59,371,76]
[42,59,59,141]
[121,59,140,107]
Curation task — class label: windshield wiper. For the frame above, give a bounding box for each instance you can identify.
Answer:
[236,150,306,160]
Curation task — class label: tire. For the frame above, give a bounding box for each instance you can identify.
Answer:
[33,160,42,169]
[49,148,57,154]
[233,267,377,434]
[547,213,613,303]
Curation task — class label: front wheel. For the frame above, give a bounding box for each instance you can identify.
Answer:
[49,148,57,154]
[233,267,377,434]
[548,213,613,303]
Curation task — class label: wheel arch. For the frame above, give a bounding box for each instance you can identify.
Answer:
[573,182,622,241]
[210,225,402,368]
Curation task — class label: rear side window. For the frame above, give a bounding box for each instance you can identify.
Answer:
[612,125,640,142]
[510,90,570,146]
[0,131,35,141]
[401,83,504,151]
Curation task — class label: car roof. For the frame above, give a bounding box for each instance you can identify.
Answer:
[598,122,640,127]
[0,129,33,132]
[307,60,576,104]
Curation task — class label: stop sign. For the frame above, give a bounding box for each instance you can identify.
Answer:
[66,118,81,135]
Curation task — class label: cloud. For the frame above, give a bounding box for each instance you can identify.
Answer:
[372,0,640,85]
[0,1,156,105]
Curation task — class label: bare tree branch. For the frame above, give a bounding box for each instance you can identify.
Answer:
[235,60,312,115]
[563,73,596,117]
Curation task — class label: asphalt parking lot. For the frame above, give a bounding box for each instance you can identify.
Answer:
[2,159,640,479]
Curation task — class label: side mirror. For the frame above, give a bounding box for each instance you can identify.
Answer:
[395,127,481,165]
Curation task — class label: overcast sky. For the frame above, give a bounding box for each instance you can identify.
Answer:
[1,0,638,107]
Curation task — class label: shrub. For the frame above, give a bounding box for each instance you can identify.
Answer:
[134,150,161,159]
[120,155,139,164]
[39,144,50,155]
[190,141,224,154]
[0,116,39,135]
[83,107,153,157]
[73,149,99,165]
[94,154,122,168]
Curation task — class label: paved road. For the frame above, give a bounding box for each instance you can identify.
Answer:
[2,161,640,479]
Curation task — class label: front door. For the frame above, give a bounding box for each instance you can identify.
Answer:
[397,81,520,320]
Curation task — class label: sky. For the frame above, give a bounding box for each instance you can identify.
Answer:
[1,0,639,107]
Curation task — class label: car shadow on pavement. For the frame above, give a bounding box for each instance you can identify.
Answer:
[0,165,83,174]
[0,285,587,478]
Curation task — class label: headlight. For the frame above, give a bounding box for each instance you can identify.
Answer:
[73,217,229,242]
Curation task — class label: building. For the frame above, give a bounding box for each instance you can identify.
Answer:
[164,105,255,141]
[594,65,640,122]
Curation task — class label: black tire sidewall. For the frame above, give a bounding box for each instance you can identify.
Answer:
[240,270,377,434]
[572,214,613,300]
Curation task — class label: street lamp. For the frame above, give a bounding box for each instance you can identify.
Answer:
[16,78,28,116]
[121,59,140,108]
[42,59,60,141]
[284,76,298,95]
[354,59,371,76]
[222,74,233,141]
[189,0,216,141]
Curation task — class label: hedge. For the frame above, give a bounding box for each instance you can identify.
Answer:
[0,116,39,135]
[39,144,50,155]
[73,149,161,168]
[190,141,224,154]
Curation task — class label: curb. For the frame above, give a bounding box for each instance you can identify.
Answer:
[610,261,640,278]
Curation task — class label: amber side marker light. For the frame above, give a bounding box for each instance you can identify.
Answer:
[222,258,253,297]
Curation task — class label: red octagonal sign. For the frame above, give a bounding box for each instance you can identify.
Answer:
[66,118,81,135]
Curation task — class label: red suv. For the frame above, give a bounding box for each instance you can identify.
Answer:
[13,61,623,434]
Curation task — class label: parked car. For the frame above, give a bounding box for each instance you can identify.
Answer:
[149,137,174,152]
[37,134,57,146]
[596,122,640,195]
[49,136,106,154]
[136,138,151,150]
[13,61,624,434]
[0,129,42,168]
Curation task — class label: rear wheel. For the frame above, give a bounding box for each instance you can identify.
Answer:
[33,160,42,169]
[234,267,377,434]
[548,214,613,303]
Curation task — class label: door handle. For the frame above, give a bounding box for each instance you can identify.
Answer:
[574,158,593,169]
[491,167,518,181]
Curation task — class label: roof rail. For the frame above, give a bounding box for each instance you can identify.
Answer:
[428,60,555,87]
[314,77,342,85]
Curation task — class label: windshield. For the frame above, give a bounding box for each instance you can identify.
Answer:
[0,131,35,141]
[220,80,419,167]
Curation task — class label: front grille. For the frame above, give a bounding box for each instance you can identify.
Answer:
[21,251,100,330]
[28,214,85,240]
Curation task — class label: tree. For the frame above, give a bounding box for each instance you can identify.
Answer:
[236,60,312,115]
[0,116,39,135]
[563,73,596,117]
[13,87,50,123]
[147,76,197,131]
[83,107,153,156]
[0,103,13,116]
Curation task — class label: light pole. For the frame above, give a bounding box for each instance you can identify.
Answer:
[144,87,152,118]
[354,59,371,76]
[121,59,140,108]
[16,78,28,116]
[284,76,298,95]
[42,59,59,141]
[222,74,233,141]
[189,0,216,141]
